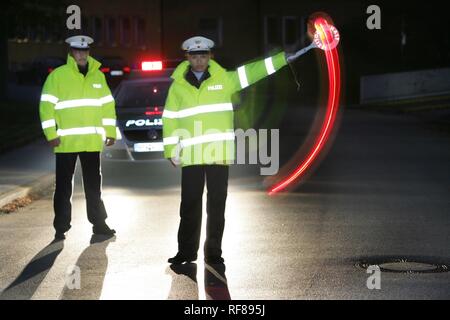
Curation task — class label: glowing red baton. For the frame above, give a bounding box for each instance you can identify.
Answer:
[269,17,341,195]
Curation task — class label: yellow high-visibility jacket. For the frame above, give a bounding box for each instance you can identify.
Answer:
[163,51,287,167]
[39,54,117,153]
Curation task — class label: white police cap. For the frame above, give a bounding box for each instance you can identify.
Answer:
[182,36,215,52]
[65,35,94,50]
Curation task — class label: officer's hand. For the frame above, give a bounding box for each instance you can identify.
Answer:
[105,138,115,146]
[285,52,294,62]
[48,137,61,147]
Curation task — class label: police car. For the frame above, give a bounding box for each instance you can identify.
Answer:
[104,60,178,161]
[96,56,131,89]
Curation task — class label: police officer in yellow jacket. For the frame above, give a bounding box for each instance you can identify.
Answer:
[164,36,288,264]
[39,35,117,240]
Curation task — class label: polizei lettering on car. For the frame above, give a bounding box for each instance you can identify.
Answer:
[125,119,163,127]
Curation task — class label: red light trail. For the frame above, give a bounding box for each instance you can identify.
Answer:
[269,17,341,195]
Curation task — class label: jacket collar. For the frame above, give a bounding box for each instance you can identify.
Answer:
[66,54,101,74]
[185,68,210,89]
[171,59,226,84]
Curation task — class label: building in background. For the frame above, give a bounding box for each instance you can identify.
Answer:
[6,0,450,102]
[8,0,326,69]
[8,0,161,71]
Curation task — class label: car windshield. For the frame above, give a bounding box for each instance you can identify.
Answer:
[35,57,64,66]
[46,58,64,66]
[102,58,124,65]
[115,81,171,108]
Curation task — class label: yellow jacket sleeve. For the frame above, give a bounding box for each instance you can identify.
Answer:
[162,85,180,159]
[39,73,59,141]
[100,74,117,139]
[228,51,288,93]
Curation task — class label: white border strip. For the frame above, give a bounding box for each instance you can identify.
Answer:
[57,127,105,136]
[53,95,113,110]
[99,95,114,105]
[55,99,102,110]
[163,136,180,146]
[237,66,249,89]
[163,103,233,119]
[180,132,235,148]
[102,118,116,126]
[41,119,56,129]
[265,57,276,75]
[40,94,59,104]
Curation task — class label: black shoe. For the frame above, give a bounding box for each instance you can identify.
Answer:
[168,253,197,264]
[205,256,224,264]
[93,224,116,236]
[54,232,66,240]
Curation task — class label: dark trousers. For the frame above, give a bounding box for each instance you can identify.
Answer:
[178,165,229,258]
[53,152,108,232]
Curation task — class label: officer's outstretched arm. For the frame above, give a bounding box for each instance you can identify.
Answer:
[228,51,288,92]
[162,85,181,161]
[100,74,117,140]
[39,73,59,142]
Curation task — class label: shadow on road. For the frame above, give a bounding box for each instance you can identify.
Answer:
[0,240,64,300]
[166,263,199,300]
[166,262,231,300]
[205,263,231,300]
[60,235,115,300]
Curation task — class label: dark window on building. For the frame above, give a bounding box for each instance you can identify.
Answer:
[299,16,307,47]
[46,19,59,43]
[27,15,48,43]
[283,17,297,46]
[120,17,131,46]
[134,17,146,47]
[82,17,88,34]
[106,17,117,46]
[41,25,51,43]
[28,24,38,42]
[265,16,282,47]
[13,22,27,41]
[9,4,65,43]
[92,17,103,44]
[198,18,223,47]
[265,16,301,50]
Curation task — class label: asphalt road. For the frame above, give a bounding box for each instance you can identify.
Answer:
[0,107,449,300]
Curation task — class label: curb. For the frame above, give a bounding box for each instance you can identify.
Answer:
[0,174,55,209]
[358,95,450,114]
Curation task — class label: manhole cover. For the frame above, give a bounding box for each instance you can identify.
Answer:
[357,259,449,274]
[380,262,438,272]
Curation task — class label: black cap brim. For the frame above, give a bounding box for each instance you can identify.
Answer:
[70,47,90,51]
[186,50,211,55]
